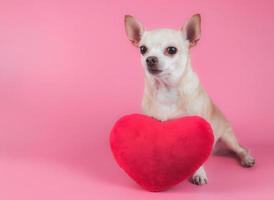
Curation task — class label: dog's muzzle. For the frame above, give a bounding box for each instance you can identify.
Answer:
[146,56,162,75]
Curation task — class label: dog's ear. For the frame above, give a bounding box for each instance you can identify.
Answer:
[124,15,144,47]
[181,14,201,48]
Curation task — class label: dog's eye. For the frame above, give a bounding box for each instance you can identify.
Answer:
[166,47,177,55]
[140,45,147,55]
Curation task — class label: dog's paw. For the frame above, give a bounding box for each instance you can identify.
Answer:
[191,175,208,185]
[241,154,255,168]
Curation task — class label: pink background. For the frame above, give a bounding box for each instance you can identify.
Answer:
[1,0,274,199]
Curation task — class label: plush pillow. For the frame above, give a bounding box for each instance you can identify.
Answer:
[110,114,214,192]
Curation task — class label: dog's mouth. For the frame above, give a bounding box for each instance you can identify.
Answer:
[148,67,162,75]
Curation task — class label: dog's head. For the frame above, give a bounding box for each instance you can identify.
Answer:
[124,14,201,83]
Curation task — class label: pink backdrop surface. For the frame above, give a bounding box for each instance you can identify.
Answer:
[1,0,274,199]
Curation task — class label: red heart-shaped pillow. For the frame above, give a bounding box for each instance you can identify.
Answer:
[110,114,214,192]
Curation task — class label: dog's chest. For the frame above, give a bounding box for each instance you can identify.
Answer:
[156,87,178,104]
[151,87,186,120]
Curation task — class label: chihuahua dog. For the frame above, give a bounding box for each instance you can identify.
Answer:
[124,14,255,185]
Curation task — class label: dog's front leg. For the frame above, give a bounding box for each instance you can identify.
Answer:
[191,166,208,185]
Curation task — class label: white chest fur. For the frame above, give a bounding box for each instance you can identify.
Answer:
[142,71,206,121]
[155,87,183,120]
[143,84,186,121]
[155,86,178,105]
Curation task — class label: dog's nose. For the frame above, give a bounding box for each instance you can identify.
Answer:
[146,56,158,66]
[146,56,162,75]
